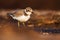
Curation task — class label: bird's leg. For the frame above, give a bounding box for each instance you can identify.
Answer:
[18,21,20,28]
[18,21,21,32]
[23,22,25,27]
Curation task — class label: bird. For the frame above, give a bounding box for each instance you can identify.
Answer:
[8,7,33,28]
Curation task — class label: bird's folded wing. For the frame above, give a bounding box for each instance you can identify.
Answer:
[13,9,25,17]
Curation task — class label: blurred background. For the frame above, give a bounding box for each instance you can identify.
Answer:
[0,0,60,40]
[0,0,60,10]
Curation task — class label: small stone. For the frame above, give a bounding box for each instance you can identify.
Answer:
[27,24,34,27]
[38,23,42,26]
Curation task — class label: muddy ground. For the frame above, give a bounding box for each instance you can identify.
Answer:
[0,20,60,40]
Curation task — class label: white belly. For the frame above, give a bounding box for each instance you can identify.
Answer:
[13,15,30,22]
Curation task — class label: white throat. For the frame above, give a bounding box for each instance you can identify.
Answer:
[25,12,32,16]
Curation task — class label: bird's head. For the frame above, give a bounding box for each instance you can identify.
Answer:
[24,7,33,15]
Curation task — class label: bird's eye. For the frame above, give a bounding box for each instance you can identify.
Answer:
[26,10,30,12]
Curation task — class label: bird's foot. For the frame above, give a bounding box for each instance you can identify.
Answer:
[23,22,25,27]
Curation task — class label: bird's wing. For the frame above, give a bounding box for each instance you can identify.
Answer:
[13,9,25,17]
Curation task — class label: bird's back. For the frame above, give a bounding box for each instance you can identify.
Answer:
[13,9,25,17]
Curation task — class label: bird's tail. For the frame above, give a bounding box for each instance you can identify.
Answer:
[7,13,14,17]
